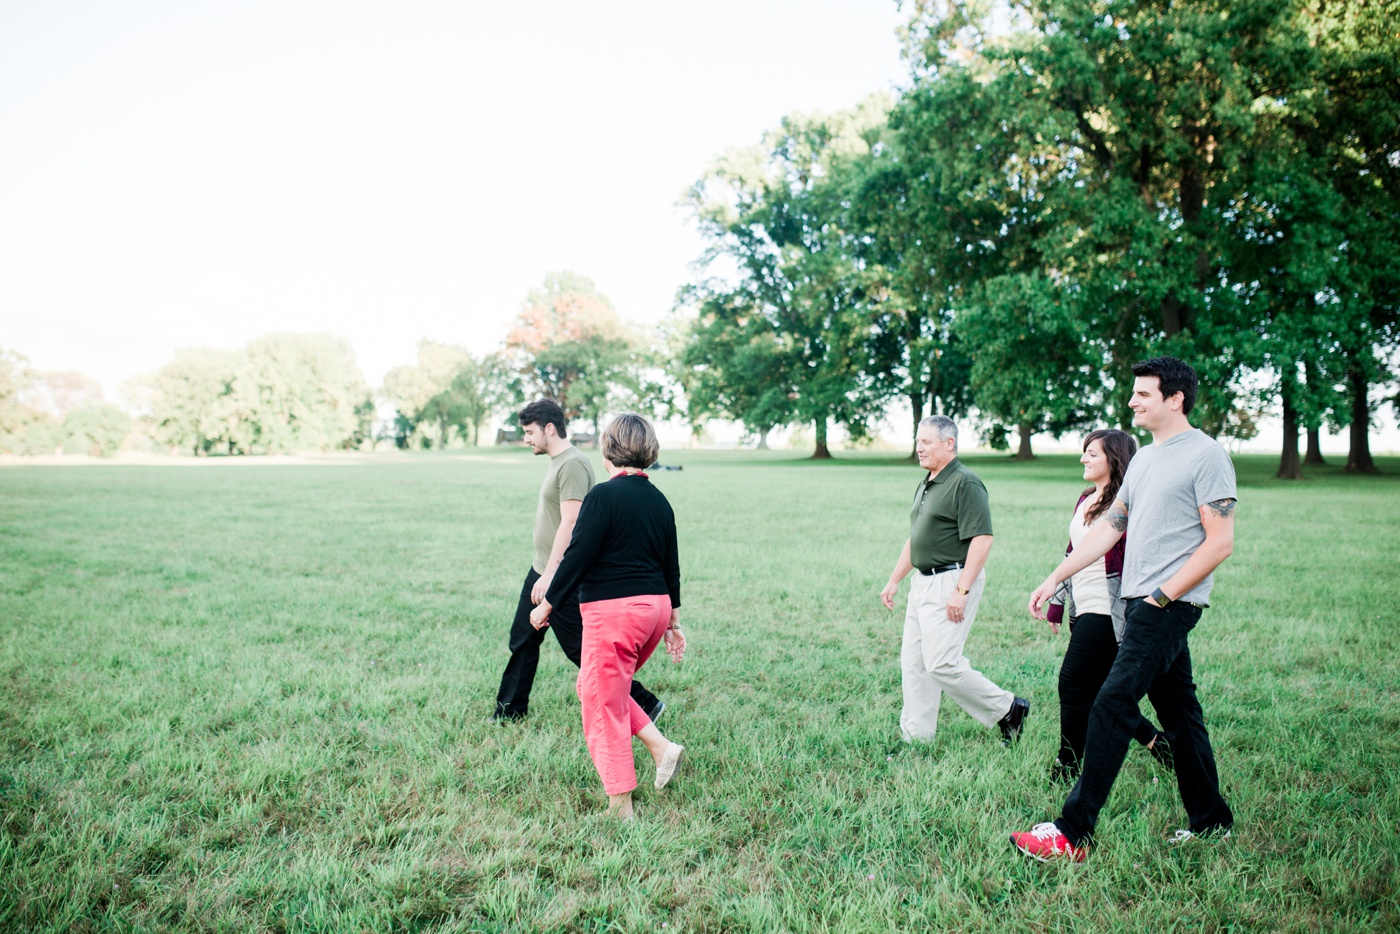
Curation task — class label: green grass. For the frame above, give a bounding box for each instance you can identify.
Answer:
[2,449,1398,932]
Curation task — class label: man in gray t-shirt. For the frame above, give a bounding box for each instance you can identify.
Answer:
[1014,357,1237,862]
[1119,428,1236,606]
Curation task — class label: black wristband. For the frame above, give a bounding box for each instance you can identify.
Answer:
[1151,587,1172,607]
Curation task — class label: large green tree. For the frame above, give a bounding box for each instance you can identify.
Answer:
[898,0,1396,461]
[682,99,894,458]
[673,286,794,448]
[846,109,975,454]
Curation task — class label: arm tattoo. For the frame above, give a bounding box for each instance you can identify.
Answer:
[1206,498,1237,519]
[1107,503,1129,532]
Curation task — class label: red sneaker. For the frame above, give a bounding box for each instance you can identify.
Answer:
[1010,822,1088,862]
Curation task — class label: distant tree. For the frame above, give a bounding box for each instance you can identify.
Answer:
[138,334,366,455]
[499,272,643,435]
[139,348,244,455]
[383,340,493,448]
[0,348,67,455]
[0,347,34,445]
[224,333,366,454]
[61,404,132,458]
[27,371,105,417]
[348,396,377,451]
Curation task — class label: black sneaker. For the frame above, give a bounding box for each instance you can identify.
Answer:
[492,707,525,723]
[644,699,665,724]
[998,697,1030,747]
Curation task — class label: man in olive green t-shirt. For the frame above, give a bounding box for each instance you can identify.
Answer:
[879,416,1029,746]
[493,399,662,722]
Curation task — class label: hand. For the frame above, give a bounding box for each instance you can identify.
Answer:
[947,589,968,623]
[1048,618,1061,636]
[879,580,899,610]
[530,573,552,606]
[1028,575,1058,620]
[529,601,552,630]
[663,626,686,663]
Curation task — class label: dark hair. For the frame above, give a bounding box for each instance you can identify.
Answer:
[1131,356,1198,415]
[1082,429,1137,524]
[600,412,659,469]
[518,399,568,438]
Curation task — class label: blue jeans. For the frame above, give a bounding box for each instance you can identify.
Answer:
[1056,598,1234,845]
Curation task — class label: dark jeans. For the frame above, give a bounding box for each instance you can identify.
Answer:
[1057,598,1233,845]
[1056,612,1160,776]
[494,568,659,719]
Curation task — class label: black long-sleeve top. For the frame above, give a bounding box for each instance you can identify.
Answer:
[545,473,681,609]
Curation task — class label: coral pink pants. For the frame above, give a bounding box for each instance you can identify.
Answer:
[576,594,671,794]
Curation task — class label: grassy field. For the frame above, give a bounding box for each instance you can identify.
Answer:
[2,448,1398,933]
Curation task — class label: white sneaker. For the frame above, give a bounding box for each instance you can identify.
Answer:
[654,743,685,790]
[1168,828,1232,844]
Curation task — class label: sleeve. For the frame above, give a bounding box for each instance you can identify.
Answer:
[663,502,681,609]
[555,457,592,503]
[545,488,607,607]
[956,478,994,540]
[1194,444,1237,507]
[1119,458,1139,512]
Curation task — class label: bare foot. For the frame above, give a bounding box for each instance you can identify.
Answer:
[606,792,634,820]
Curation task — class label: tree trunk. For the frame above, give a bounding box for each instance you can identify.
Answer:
[1014,422,1034,461]
[1304,428,1325,466]
[812,417,832,459]
[1277,392,1302,479]
[439,416,450,449]
[756,426,771,450]
[909,387,924,459]
[1345,364,1377,474]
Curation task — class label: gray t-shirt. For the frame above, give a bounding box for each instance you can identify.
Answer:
[1119,428,1236,605]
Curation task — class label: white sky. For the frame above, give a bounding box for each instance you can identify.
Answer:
[1,0,910,400]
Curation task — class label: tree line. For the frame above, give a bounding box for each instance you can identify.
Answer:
[676,0,1397,476]
[3,1,1394,474]
[0,272,654,457]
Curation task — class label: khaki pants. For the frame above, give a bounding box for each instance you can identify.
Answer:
[900,569,1013,743]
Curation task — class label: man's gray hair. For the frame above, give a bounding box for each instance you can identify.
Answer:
[919,415,958,444]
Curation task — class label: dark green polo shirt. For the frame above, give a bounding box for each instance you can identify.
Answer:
[909,457,993,570]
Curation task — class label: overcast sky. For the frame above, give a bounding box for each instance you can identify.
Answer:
[1,0,910,400]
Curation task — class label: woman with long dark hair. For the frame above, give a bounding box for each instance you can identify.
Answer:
[1046,429,1172,783]
[529,413,687,818]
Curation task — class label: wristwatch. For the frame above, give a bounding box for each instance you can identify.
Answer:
[1151,587,1172,607]
[955,585,970,596]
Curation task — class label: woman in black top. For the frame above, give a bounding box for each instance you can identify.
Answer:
[530,413,687,819]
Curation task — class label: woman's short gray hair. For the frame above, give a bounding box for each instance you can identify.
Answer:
[919,415,958,444]
[601,412,659,469]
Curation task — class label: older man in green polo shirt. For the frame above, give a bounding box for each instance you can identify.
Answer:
[880,415,1030,746]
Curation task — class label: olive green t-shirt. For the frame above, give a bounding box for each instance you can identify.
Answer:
[908,457,993,570]
[533,446,595,574]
